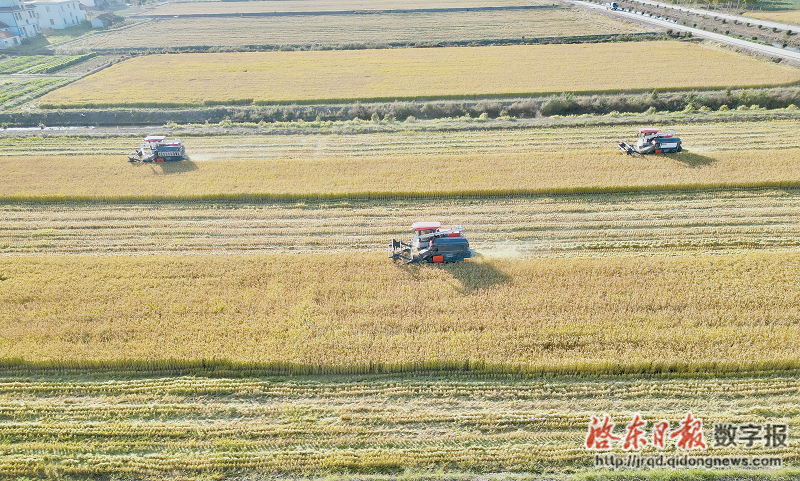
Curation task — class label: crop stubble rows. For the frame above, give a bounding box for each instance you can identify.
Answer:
[2,190,800,256]
[143,0,551,15]
[56,9,647,52]
[0,374,797,476]
[4,120,800,157]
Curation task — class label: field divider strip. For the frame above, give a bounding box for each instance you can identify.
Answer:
[39,80,800,109]
[2,357,800,378]
[74,32,665,57]
[4,182,800,205]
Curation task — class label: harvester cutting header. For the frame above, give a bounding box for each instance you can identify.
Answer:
[128,135,186,162]
[389,221,475,264]
[619,128,682,155]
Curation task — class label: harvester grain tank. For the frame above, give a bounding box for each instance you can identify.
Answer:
[128,135,186,162]
[388,221,475,264]
[618,128,682,155]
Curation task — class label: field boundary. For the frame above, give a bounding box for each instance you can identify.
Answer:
[11,84,800,127]
[0,106,797,130]
[2,357,800,378]
[70,32,665,56]
[4,182,800,205]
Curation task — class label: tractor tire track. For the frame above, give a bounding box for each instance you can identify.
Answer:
[2,189,800,257]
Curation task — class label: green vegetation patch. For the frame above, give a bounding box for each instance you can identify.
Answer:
[0,53,96,74]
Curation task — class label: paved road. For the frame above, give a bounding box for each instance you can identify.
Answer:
[571,0,800,62]
[627,0,799,32]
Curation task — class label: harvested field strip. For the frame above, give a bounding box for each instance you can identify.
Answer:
[143,0,551,15]
[143,5,559,17]
[2,120,800,157]
[2,252,800,370]
[57,10,648,52]
[4,148,800,200]
[0,374,797,476]
[39,43,800,106]
[2,190,800,256]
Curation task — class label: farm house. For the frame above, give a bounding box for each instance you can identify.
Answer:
[0,0,40,38]
[0,21,20,48]
[28,0,85,30]
[89,11,111,28]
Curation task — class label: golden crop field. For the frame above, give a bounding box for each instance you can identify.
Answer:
[57,8,648,52]
[40,42,800,106]
[2,252,800,370]
[746,9,800,24]
[3,147,800,200]
[0,374,798,477]
[5,119,800,200]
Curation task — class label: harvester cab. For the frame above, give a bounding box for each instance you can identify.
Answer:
[128,135,186,162]
[388,221,475,264]
[618,128,682,155]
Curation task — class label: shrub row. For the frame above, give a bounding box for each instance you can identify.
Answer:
[534,87,800,116]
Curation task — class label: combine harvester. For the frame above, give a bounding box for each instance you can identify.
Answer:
[618,128,682,155]
[388,221,475,264]
[128,135,186,162]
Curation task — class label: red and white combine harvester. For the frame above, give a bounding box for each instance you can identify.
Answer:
[128,135,186,162]
[618,128,682,155]
[388,221,475,264]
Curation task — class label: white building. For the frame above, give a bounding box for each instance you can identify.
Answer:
[90,11,112,28]
[0,0,40,38]
[29,0,85,29]
[0,21,21,48]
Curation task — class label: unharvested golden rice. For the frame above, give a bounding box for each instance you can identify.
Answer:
[1,252,799,371]
[3,147,800,199]
[745,9,800,25]
[40,42,800,106]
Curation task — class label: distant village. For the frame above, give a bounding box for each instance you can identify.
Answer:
[0,0,114,49]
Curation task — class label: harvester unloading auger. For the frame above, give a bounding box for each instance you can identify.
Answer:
[389,221,475,264]
[618,128,682,155]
